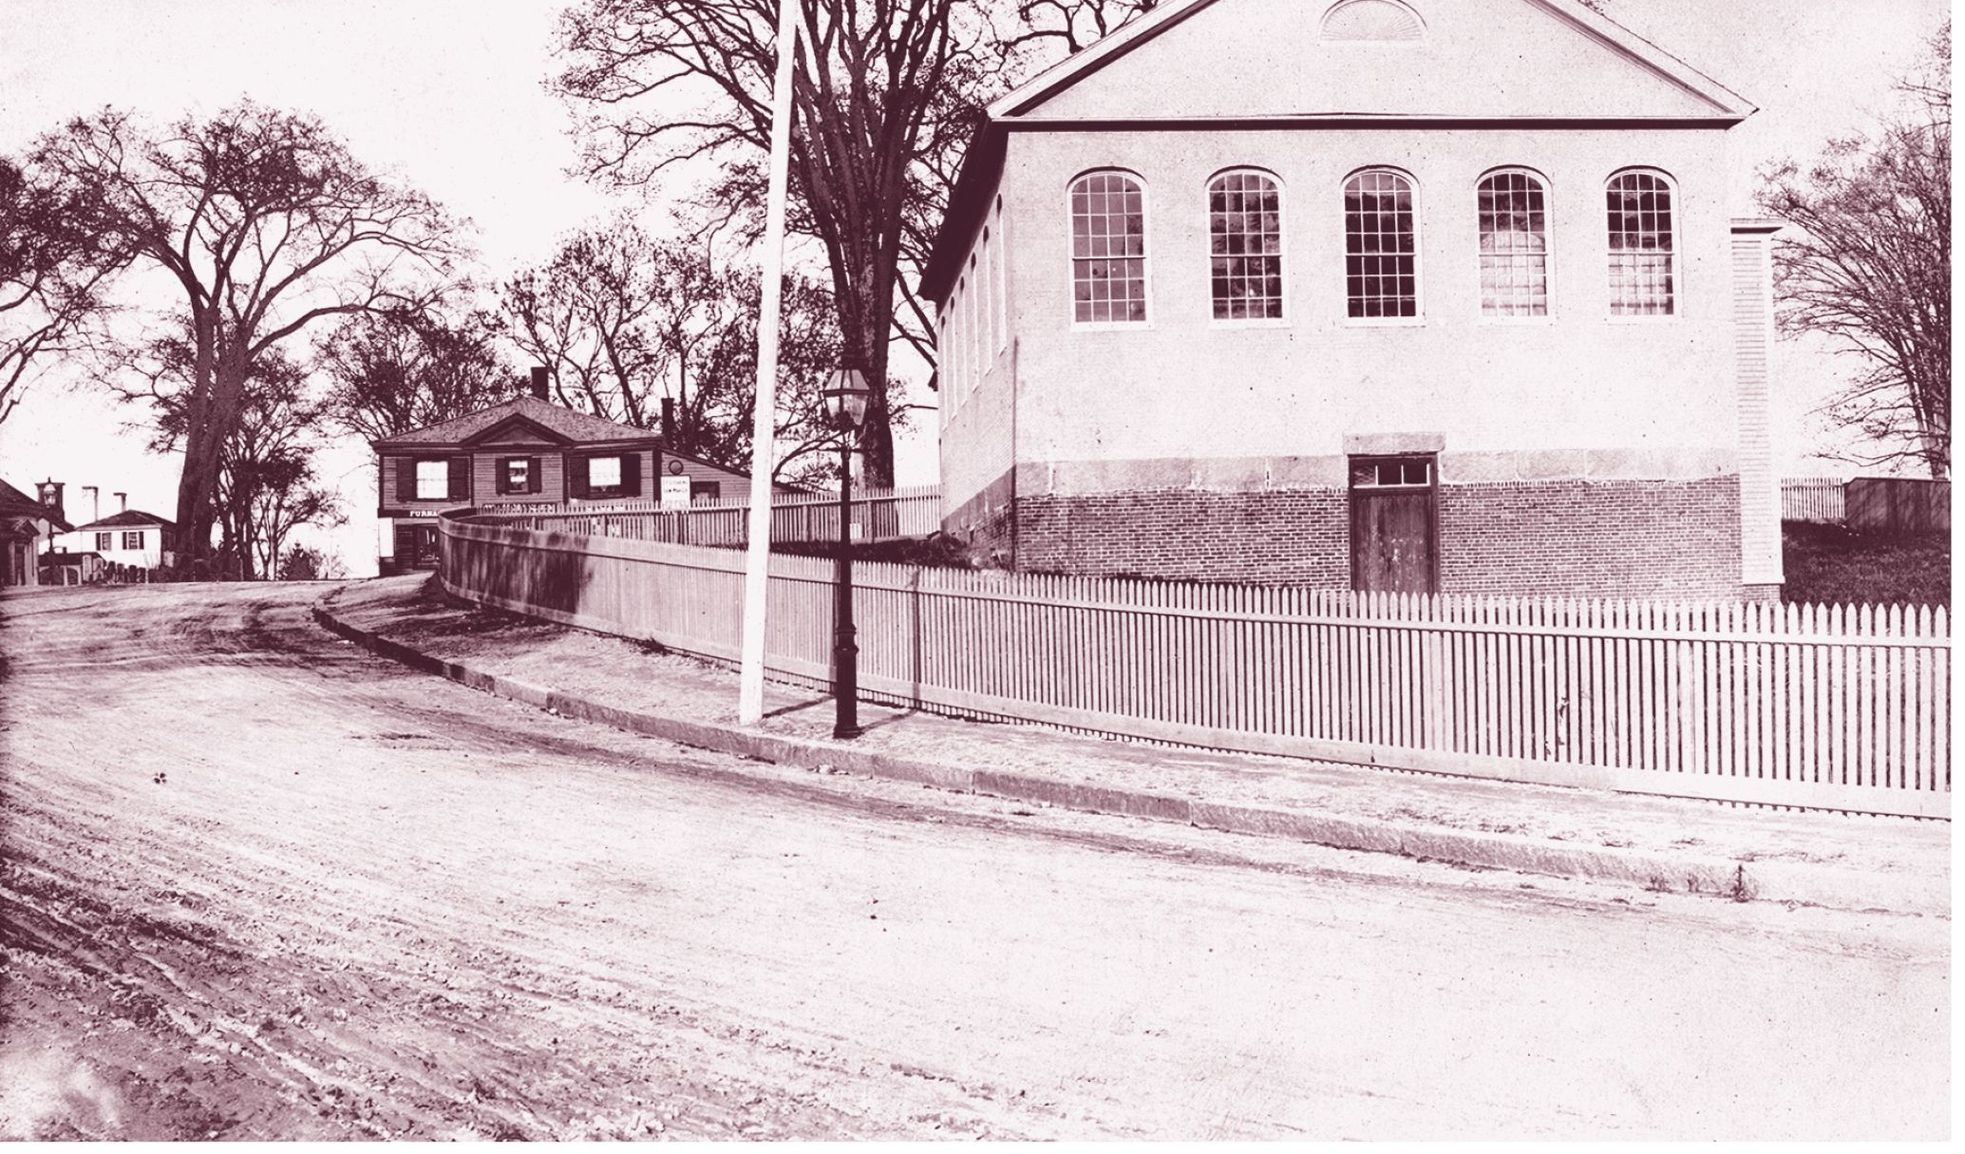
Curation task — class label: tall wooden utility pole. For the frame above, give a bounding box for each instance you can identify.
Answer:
[737,0,802,725]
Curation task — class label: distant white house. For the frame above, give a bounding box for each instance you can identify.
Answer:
[921,0,1783,601]
[57,508,178,572]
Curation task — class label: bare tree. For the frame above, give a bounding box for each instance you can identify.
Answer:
[681,263,871,485]
[319,305,519,442]
[555,1,1168,475]
[0,155,125,426]
[1759,24,1951,478]
[498,220,845,479]
[555,0,1001,487]
[998,0,1157,55]
[32,102,465,568]
[121,340,343,579]
[501,218,671,426]
[228,354,346,579]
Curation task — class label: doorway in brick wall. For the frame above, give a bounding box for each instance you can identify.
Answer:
[1349,454,1438,593]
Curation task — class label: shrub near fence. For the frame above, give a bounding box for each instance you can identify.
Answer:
[440,510,1950,819]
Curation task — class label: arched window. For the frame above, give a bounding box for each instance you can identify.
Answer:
[936,311,951,426]
[981,226,997,355]
[1343,169,1418,318]
[952,276,967,398]
[1069,171,1148,324]
[1209,170,1284,320]
[1477,169,1549,317]
[1605,169,1676,316]
[991,198,1008,352]
[967,253,981,387]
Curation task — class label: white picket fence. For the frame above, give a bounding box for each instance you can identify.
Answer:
[1781,476,1848,524]
[438,510,1950,818]
[539,484,944,547]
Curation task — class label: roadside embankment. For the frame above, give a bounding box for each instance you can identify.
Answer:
[317,575,1950,917]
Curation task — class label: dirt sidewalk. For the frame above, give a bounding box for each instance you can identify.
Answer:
[321,576,1949,916]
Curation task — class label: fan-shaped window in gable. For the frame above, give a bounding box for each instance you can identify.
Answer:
[1322,0,1425,41]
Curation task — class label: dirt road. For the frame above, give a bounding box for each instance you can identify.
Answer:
[0,583,1948,1139]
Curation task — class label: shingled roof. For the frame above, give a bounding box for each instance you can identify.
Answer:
[371,396,659,449]
[75,509,176,532]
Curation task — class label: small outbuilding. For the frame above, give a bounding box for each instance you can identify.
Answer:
[37,550,106,587]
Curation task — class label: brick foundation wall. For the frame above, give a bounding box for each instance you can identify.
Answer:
[1016,489,1350,585]
[998,476,1745,598]
[943,470,1019,566]
[1436,477,1741,598]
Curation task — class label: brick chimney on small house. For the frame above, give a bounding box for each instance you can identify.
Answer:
[529,365,549,401]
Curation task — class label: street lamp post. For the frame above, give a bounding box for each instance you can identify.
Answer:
[820,366,871,740]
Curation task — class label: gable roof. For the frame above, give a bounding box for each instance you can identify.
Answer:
[992,0,1752,122]
[76,509,175,531]
[921,0,1755,303]
[372,396,661,450]
[0,477,70,531]
[0,478,42,516]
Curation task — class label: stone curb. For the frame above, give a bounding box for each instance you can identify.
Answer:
[311,601,1946,917]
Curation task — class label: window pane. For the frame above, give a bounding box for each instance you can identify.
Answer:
[1344,171,1417,317]
[415,460,447,500]
[1606,171,1675,315]
[589,456,622,488]
[1478,171,1549,317]
[1350,456,1434,489]
[1070,172,1149,323]
[1209,171,1284,320]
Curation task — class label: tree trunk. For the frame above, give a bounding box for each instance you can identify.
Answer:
[861,327,896,488]
[174,426,222,571]
[175,340,253,575]
[858,221,904,489]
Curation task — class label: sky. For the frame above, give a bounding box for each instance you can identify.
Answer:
[0,0,1948,576]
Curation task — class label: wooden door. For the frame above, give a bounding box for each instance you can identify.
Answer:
[1350,456,1438,593]
[413,526,440,568]
[395,524,441,569]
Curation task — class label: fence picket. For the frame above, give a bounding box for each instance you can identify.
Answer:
[441,510,1950,818]
[1915,605,1932,791]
